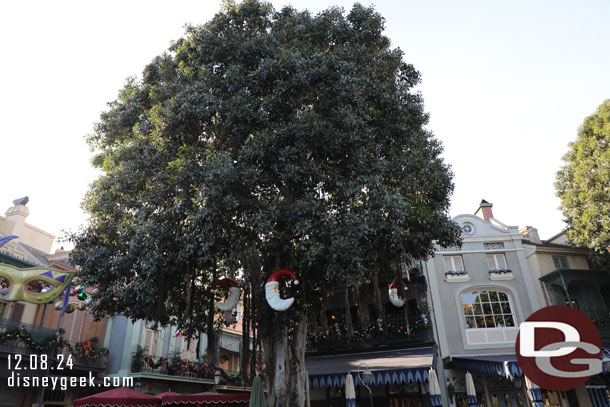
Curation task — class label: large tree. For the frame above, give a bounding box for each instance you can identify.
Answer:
[69,1,460,405]
[556,100,610,251]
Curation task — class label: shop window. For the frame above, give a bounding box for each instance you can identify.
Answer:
[461,290,515,329]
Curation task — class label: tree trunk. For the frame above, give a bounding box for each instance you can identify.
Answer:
[352,284,364,328]
[263,311,309,407]
[207,268,217,364]
[247,253,263,382]
[320,284,329,333]
[344,281,353,338]
[250,279,257,383]
[396,268,411,335]
[241,285,251,385]
[371,271,386,322]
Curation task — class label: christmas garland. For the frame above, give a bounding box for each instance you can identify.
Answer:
[217,367,241,385]
[0,326,64,353]
[0,326,108,361]
[488,269,512,274]
[445,270,467,276]
[67,340,109,362]
[307,316,430,346]
[593,313,610,328]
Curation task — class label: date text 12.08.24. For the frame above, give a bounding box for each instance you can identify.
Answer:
[8,354,73,371]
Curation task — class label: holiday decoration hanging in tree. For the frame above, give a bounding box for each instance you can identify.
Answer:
[211,278,241,324]
[388,279,407,307]
[265,269,299,312]
[53,283,95,313]
[212,278,241,311]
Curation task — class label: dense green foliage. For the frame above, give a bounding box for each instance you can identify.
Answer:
[556,100,610,251]
[69,2,460,392]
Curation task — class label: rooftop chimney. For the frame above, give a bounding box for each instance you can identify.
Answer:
[519,226,542,244]
[474,199,493,221]
[4,196,29,237]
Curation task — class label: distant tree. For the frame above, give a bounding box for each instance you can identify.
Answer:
[556,100,610,252]
[69,1,460,405]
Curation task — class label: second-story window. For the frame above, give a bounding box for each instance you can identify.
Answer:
[443,255,464,273]
[229,353,240,373]
[552,256,569,269]
[0,301,9,319]
[487,253,507,270]
[461,290,515,329]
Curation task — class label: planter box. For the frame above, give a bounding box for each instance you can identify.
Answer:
[489,271,514,281]
[444,273,471,283]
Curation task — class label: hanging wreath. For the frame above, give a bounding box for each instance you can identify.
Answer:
[265,269,299,312]
[388,279,407,307]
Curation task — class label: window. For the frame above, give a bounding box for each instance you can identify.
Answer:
[461,290,515,329]
[443,255,464,272]
[228,353,240,373]
[0,301,9,319]
[462,223,474,235]
[487,254,507,270]
[552,256,569,269]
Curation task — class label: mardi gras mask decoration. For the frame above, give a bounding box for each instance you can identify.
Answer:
[0,263,73,303]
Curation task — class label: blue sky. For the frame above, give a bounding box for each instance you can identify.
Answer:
[1,0,609,248]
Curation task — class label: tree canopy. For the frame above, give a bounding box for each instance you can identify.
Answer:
[556,100,610,251]
[69,1,460,404]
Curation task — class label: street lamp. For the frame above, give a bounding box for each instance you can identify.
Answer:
[357,363,374,407]
[214,369,223,385]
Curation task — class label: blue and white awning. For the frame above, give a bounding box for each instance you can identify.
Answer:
[451,355,522,379]
[306,346,434,389]
[309,368,429,389]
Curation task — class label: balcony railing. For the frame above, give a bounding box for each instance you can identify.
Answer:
[0,317,57,354]
[130,354,244,386]
[306,315,433,355]
[0,318,108,373]
[131,354,215,379]
[56,345,107,370]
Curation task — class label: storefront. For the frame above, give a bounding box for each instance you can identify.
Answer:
[306,347,435,407]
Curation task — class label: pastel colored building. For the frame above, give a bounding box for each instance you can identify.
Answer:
[0,198,109,407]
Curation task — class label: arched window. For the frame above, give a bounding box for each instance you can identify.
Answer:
[461,289,515,329]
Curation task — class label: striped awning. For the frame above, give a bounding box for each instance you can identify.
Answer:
[451,355,522,379]
[587,386,610,407]
[306,346,434,389]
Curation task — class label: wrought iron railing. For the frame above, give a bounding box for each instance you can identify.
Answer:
[578,307,609,321]
[56,345,107,369]
[306,315,433,354]
[0,317,57,354]
[0,318,108,371]
[131,354,215,379]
